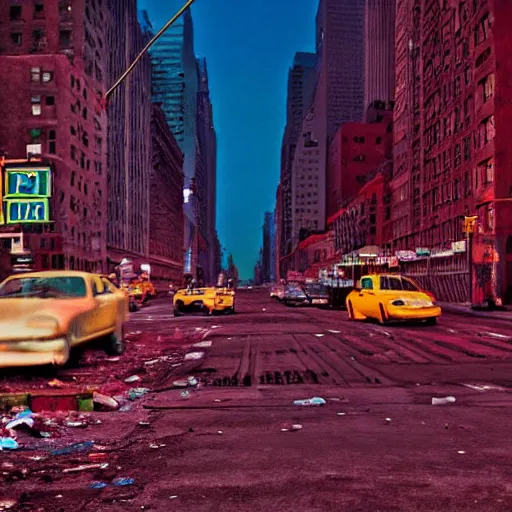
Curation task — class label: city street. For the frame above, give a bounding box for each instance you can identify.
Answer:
[2,289,512,511]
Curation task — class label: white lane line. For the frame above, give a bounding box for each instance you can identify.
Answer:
[483,332,510,339]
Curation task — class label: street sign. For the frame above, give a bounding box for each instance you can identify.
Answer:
[464,215,478,234]
[5,199,49,224]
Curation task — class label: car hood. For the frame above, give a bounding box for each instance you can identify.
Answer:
[0,298,94,341]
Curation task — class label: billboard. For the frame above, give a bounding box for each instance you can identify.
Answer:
[1,166,52,225]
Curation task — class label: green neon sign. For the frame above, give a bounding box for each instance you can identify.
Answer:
[5,199,50,224]
[5,167,51,198]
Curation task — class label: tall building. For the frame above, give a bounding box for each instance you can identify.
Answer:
[290,0,366,249]
[392,0,512,304]
[149,104,184,287]
[315,0,366,141]
[141,8,199,277]
[107,0,151,267]
[364,0,396,111]
[261,211,274,283]
[0,0,109,272]
[279,53,317,259]
[196,57,219,285]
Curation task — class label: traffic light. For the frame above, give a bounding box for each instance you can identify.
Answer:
[464,215,478,234]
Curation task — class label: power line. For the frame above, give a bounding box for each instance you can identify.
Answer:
[105,0,197,100]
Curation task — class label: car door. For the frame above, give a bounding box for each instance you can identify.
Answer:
[357,276,378,317]
[88,276,116,336]
[102,277,128,322]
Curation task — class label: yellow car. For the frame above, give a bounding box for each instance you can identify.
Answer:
[0,271,128,368]
[346,273,441,325]
[173,287,235,316]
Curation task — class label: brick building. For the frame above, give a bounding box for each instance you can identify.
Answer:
[327,117,392,219]
[0,0,109,272]
[329,169,390,257]
[391,0,512,304]
[107,0,151,267]
[148,104,184,287]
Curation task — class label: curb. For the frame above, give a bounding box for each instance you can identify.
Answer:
[440,304,512,323]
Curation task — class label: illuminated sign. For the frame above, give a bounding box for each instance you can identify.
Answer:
[5,199,50,224]
[0,168,3,225]
[5,167,51,198]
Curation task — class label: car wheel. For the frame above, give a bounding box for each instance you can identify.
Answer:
[129,301,139,313]
[378,303,388,325]
[425,317,437,326]
[105,326,125,356]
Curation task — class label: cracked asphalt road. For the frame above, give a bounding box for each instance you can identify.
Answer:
[4,289,512,511]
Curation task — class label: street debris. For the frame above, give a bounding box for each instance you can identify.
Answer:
[0,500,16,510]
[113,477,135,486]
[337,412,346,416]
[51,441,94,456]
[93,393,119,411]
[48,379,66,388]
[0,438,19,450]
[328,330,341,334]
[62,463,107,473]
[90,481,108,489]
[294,396,326,406]
[105,357,121,363]
[280,423,302,432]
[65,421,87,428]
[458,450,466,454]
[181,391,191,399]
[315,334,325,337]
[124,375,141,384]
[184,351,204,361]
[193,340,212,348]
[173,377,198,388]
[128,388,150,400]
[385,418,392,424]
[432,396,456,405]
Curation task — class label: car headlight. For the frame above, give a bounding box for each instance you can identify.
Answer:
[27,316,59,330]
[391,299,407,306]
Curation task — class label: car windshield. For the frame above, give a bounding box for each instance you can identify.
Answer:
[0,276,87,299]
[286,283,303,292]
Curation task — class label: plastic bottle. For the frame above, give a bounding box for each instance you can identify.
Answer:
[293,396,326,406]
[0,438,19,450]
[432,396,456,405]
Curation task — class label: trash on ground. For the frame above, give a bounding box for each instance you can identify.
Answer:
[328,330,341,334]
[90,481,108,489]
[105,357,120,363]
[112,477,135,486]
[124,375,141,384]
[0,500,17,510]
[337,412,346,416]
[88,452,108,462]
[48,379,66,388]
[169,495,178,499]
[193,340,212,348]
[128,388,150,401]
[119,404,132,412]
[181,391,190,399]
[217,430,223,435]
[280,423,302,432]
[51,441,94,456]
[294,396,326,406]
[138,421,150,427]
[149,444,159,449]
[184,352,204,361]
[0,438,19,450]
[93,393,119,411]
[62,463,107,473]
[6,412,35,431]
[385,417,392,424]
[458,450,466,454]
[315,334,325,337]
[65,421,87,428]
[432,396,456,405]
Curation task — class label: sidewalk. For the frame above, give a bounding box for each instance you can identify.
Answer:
[439,302,512,322]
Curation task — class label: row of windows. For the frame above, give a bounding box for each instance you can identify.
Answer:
[9,29,72,50]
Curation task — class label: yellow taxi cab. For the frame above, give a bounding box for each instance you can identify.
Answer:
[173,286,235,316]
[0,271,128,368]
[346,273,441,325]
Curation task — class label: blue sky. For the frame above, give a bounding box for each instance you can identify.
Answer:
[139,0,317,279]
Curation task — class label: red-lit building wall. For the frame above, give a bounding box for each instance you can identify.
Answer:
[327,121,392,218]
[392,0,512,303]
[0,0,109,273]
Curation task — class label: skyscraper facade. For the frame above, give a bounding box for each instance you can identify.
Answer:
[364,0,396,111]
[142,8,199,277]
[196,57,219,285]
[391,0,512,304]
[0,0,109,273]
[279,52,317,260]
[107,0,151,266]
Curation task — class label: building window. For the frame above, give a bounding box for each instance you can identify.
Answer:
[463,136,471,160]
[59,30,72,49]
[30,128,42,142]
[376,137,382,144]
[10,33,22,46]
[9,6,22,20]
[42,71,53,83]
[480,159,494,184]
[34,3,45,18]
[48,130,56,154]
[353,155,365,162]
[454,144,461,167]
[31,67,41,82]
[479,74,495,103]
[46,96,55,106]
[31,96,42,116]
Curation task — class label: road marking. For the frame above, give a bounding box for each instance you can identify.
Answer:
[484,332,510,340]
[462,383,507,392]
[328,330,341,334]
